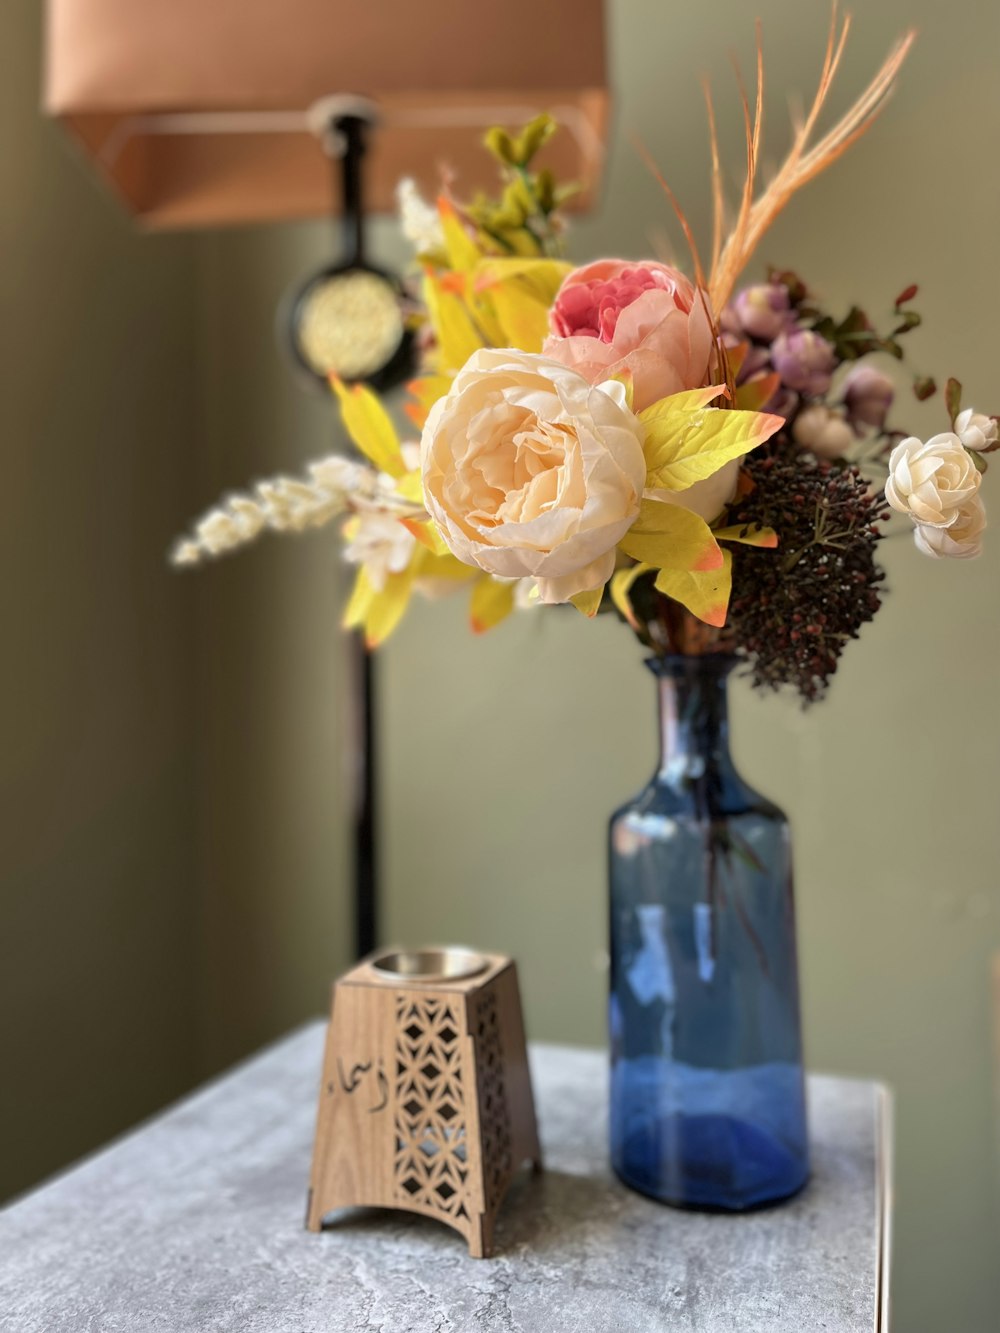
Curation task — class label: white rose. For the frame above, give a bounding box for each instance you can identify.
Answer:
[420,349,646,604]
[885,433,981,527]
[913,495,986,560]
[792,404,855,459]
[955,407,998,453]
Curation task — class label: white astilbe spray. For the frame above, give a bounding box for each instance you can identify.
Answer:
[171,454,425,566]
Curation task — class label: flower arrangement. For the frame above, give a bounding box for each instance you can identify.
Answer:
[173,12,996,703]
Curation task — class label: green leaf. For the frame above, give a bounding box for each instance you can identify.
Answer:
[483,127,515,165]
[511,114,556,165]
[946,377,964,426]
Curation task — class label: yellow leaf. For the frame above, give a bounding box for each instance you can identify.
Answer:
[654,550,733,628]
[475,256,571,303]
[330,379,406,479]
[363,568,415,648]
[342,565,415,647]
[419,550,478,582]
[474,257,571,352]
[570,585,604,618]
[618,499,723,573]
[342,566,376,631]
[609,562,653,629]
[640,386,728,424]
[405,374,451,429]
[734,373,782,412]
[469,577,515,634]
[400,518,435,551]
[504,228,546,258]
[437,198,483,273]
[724,342,751,379]
[394,471,425,505]
[402,517,453,558]
[641,397,783,493]
[713,522,779,549]
[422,271,486,374]
[483,285,550,351]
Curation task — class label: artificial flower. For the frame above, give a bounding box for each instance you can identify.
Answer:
[842,364,894,430]
[397,178,445,255]
[420,349,646,603]
[913,495,986,560]
[732,283,793,342]
[542,260,714,412]
[170,455,387,564]
[342,510,418,590]
[885,433,981,528]
[955,407,998,453]
[771,329,836,397]
[792,404,855,459]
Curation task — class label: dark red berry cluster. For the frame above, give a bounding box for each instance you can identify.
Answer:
[724,442,891,703]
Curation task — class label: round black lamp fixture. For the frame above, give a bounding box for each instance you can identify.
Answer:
[287,99,415,391]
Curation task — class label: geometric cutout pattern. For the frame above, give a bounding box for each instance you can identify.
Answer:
[473,989,512,1211]
[392,995,472,1225]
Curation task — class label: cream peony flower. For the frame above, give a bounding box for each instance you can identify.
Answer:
[885,433,981,528]
[792,404,855,459]
[955,407,998,453]
[913,495,986,559]
[420,348,646,603]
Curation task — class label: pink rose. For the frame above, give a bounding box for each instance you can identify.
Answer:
[542,260,715,412]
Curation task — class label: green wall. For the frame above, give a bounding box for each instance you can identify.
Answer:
[0,0,201,1199]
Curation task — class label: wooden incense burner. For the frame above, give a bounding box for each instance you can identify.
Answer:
[306,948,542,1258]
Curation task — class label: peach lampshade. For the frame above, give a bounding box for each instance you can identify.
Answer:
[44,0,608,229]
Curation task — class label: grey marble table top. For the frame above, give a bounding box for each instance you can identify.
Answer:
[0,1022,890,1332]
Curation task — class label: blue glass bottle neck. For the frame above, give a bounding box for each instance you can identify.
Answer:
[649,655,741,793]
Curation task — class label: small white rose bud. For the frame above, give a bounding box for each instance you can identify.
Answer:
[955,407,998,452]
[913,495,986,560]
[792,405,855,459]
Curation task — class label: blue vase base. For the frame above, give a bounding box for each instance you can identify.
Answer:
[612,1112,809,1210]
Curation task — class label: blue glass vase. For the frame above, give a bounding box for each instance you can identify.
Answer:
[609,654,809,1209]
